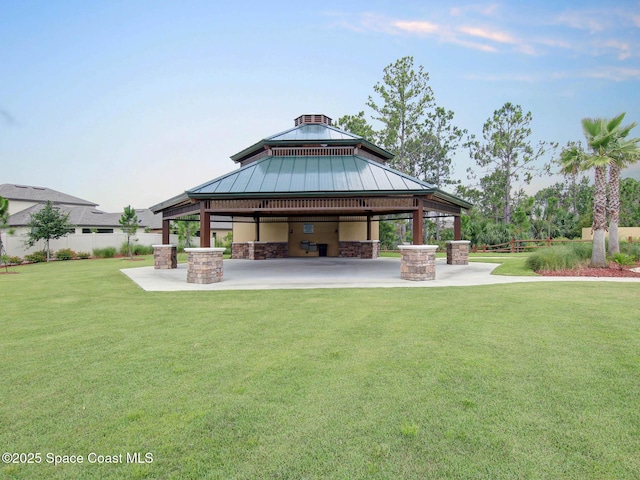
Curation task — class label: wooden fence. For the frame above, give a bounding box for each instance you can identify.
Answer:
[472,236,638,254]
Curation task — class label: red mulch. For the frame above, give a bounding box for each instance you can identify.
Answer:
[537,263,640,277]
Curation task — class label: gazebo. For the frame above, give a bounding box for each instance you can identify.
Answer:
[151,114,471,260]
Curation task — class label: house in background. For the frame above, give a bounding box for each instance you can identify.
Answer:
[0,183,230,258]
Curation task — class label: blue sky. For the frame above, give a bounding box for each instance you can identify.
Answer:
[1,0,639,212]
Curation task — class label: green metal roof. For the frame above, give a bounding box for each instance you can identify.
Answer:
[266,123,361,142]
[230,123,394,163]
[189,155,435,197]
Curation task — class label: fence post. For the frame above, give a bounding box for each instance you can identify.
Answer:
[547,237,551,247]
[483,244,487,253]
[510,238,515,253]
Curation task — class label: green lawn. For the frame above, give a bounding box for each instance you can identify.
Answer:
[1,258,639,479]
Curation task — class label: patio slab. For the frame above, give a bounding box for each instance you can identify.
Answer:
[120,257,640,291]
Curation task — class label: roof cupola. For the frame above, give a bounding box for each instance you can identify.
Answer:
[294,114,332,127]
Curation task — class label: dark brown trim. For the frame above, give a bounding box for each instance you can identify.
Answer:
[200,203,211,247]
[454,216,462,241]
[413,199,424,245]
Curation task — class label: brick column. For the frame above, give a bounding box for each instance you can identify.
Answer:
[360,240,380,259]
[185,248,225,284]
[153,244,177,269]
[398,245,438,281]
[231,242,249,259]
[446,240,470,265]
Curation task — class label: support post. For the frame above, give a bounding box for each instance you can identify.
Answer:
[255,216,260,241]
[162,218,170,245]
[413,200,424,245]
[366,215,372,241]
[454,216,462,240]
[200,203,211,248]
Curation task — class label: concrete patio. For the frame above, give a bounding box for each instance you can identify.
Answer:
[120,257,640,291]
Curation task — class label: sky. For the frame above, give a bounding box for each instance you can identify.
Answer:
[1,0,639,212]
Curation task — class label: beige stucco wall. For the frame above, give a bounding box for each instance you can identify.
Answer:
[231,218,381,256]
[232,221,287,242]
[260,223,288,242]
[339,219,380,241]
[582,227,640,240]
[233,222,255,242]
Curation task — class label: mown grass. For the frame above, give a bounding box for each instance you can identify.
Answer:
[1,258,639,479]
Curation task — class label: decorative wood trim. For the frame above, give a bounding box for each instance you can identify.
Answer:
[204,197,417,215]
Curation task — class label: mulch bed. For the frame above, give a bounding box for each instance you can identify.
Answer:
[538,263,640,277]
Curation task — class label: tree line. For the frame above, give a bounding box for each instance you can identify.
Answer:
[337,56,640,267]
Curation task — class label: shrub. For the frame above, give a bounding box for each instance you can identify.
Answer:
[133,244,154,255]
[92,247,116,258]
[1,254,22,265]
[526,243,592,271]
[612,253,636,269]
[620,240,640,261]
[77,251,91,259]
[25,251,47,263]
[55,248,76,260]
[119,242,154,256]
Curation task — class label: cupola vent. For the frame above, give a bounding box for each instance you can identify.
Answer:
[294,114,332,127]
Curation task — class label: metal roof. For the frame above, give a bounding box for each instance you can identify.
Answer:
[230,122,393,163]
[188,155,436,197]
[266,124,362,142]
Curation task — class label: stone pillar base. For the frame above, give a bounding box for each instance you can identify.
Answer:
[399,245,438,281]
[153,245,177,269]
[185,248,225,284]
[360,240,380,259]
[446,240,470,265]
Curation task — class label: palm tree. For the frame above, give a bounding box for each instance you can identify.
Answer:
[560,116,626,267]
[605,119,640,255]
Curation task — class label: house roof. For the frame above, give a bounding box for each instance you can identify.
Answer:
[187,154,436,198]
[0,184,97,207]
[8,205,165,229]
[8,204,121,227]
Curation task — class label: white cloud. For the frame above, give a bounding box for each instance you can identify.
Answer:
[553,10,607,33]
[458,25,516,44]
[603,39,632,60]
[392,20,439,35]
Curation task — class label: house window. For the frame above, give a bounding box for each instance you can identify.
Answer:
[82,228,114,234]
